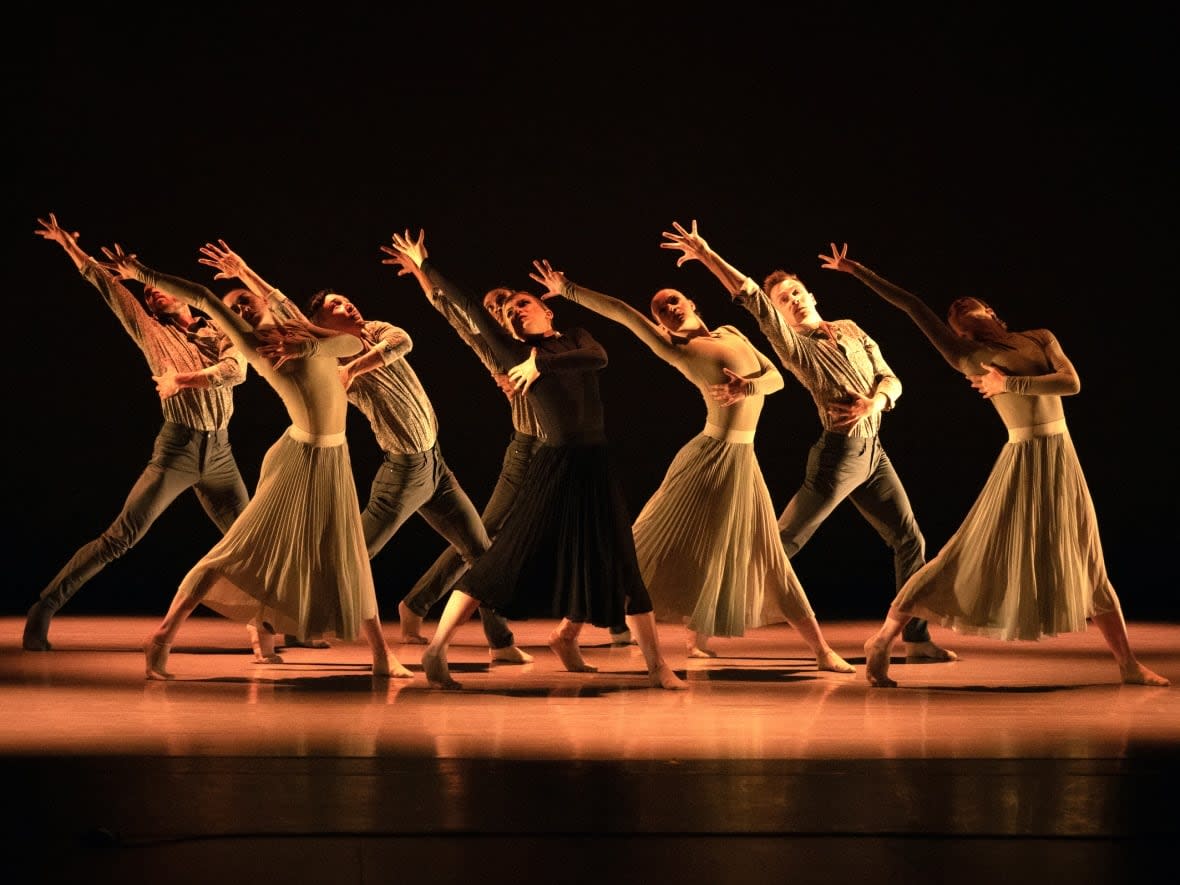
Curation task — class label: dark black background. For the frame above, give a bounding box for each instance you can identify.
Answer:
[11,5,1177,623]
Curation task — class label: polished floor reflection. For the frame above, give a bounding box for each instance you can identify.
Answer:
[2,614,1176,884]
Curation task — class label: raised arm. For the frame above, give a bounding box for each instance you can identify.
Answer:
[384,230,526,371]
[529,259,680,364]
[819,243,975,372]
[101,243,254,347]
[380,229,497,368]
[660,219,749,295]
[36,213,156,343]
[198,238,306,322]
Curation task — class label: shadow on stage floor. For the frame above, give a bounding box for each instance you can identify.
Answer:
[2,614,1177,884]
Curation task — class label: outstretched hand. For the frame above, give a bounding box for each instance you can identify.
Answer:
[34,213,79,248]
[708,367,751,407]
[198,239,247,281]
[99,243,140,280]
[380,229,428,274]
[968,363,1007,398]
[818,242,852,273]
[529,259,567,300]
[507,347,540,395]
[660,219,708,267]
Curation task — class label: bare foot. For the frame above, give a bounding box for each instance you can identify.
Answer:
[609,628,635,646]
[144,639,174,681]
[905,640,958,662]
[687,645,717,658]
[282,634,330,650]
[372,646,413,679]
[649,662,688,690]
[421,645,462,689]
[817,648,856,674]
[397,601,429,644]
[247,622,284,664]
[491,645,534,664]
[548,631,598,673]
[1121,661,1170,686]
[864,637,897,688]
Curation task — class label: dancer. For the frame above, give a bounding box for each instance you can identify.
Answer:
[196,240,531,665]
[380,232,633,648]
[384,230,685,690]
[24,214,250,652]
[530,262,853,672]
[101,242,409,681]
[661,219,955,663]
[816,243,1169,688]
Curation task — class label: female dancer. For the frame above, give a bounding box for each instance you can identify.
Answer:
[818,243,1168,687]
[384,230,684,690]
[102,242,410,681]
[531,262,853,672]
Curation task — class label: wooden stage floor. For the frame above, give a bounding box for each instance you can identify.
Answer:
[2,614,1177,884]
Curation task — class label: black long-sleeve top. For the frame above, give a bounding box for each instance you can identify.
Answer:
[424,261,608,445]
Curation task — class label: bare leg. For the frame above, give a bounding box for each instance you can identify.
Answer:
[685,620,716,658]
[548,618,597,672]
[864,608,909,688]
[397,600,429,644]
[144,574,218,680]
[789,615,855,674]
[362,615,412,679]
[628,612,687,690]
[1092,610,1170,686]
[421,590,482,689]
[246,620,284,664]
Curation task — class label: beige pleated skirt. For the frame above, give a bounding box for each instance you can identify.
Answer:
[634,428,814,637]
[894,419,1120,640]
[178,426,378,641]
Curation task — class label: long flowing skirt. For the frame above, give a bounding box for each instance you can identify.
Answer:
[634,432,814,636]
[460,441,651,627]
[894,421,1119,640]
[179,427,377,641]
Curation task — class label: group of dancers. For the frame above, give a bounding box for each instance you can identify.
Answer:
[22,213,1169,690]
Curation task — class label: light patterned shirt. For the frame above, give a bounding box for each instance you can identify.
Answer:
[733,278,902,437]
[83,259,245,431]
[344,320,439,455]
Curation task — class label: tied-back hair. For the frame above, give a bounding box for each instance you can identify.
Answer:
[948,296,1016,350]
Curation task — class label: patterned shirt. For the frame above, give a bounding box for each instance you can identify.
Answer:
[83,259,245,431]
[733,277,902,437]
[344,319,439,455]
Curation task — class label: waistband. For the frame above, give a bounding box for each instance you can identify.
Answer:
[1007,418,1068,443]
[382,441,439,463]
[704,423,756,445]
[287,425,346,447]
[162,421,230,438]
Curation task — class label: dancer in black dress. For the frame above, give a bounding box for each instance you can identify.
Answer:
[383,230,685,690]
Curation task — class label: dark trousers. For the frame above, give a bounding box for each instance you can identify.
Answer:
[778,431,931,643]
[36,421,249,613]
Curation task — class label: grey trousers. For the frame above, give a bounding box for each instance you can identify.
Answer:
[36,421,249,613]
[778,431,932,643]
[361,442,515,649]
